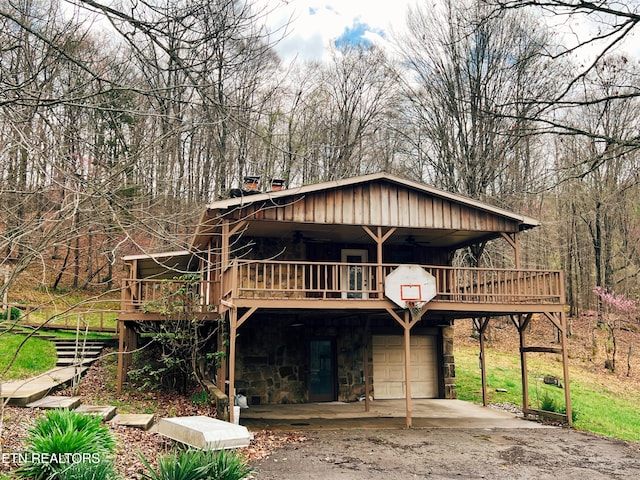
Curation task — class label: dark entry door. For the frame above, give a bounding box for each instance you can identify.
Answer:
[309,340,335,402]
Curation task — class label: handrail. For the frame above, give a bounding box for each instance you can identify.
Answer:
[223,260,563,305]
[121,278,220,314]
[1,302,119,333]
[120,261,564,312]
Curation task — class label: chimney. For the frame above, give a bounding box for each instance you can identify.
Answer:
[244,176,260,192]
[270,179,285,191]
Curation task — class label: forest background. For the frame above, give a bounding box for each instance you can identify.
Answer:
[1,0,639,320]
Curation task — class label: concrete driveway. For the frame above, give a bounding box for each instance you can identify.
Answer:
[239,399,552,430]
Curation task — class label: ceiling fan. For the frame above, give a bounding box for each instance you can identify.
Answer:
[405,235,430,247]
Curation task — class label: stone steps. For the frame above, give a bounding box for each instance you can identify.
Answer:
[1,330,153,430]
[20,396,151,429]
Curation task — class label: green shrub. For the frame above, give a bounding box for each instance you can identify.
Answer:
[140,448,252,480]
[55,460,120,480]
[0,306,22,321]
[560,405,579,424]
[16,409,117,480]
[540,393,559,413]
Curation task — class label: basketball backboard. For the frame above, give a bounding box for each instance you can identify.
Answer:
[384,265,436,309]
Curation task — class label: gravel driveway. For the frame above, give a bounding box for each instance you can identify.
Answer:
[251,427,640,479]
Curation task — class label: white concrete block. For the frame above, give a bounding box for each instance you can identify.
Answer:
[157,416,252,450]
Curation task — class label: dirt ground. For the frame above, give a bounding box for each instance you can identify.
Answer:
[251,426,640,480]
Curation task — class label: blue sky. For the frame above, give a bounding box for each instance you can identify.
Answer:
[268,0,413,62]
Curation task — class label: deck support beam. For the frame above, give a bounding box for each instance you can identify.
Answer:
[362,226,396,296]
[510,313,533,413]
[473,316,491,407]
[116,320,137,394]
[387,307,422,428]
[543,311,573,427]
[509,312,572,426]
[500,232,520,268]
[363,315,371,412]
[227,306,258,424]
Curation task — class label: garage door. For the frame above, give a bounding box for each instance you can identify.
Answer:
[372,335,438,399]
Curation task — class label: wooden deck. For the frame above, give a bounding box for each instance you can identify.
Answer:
[120,261,564,318]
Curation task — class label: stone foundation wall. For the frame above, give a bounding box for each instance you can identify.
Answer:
[234,319,368,404]
[234,322,307,404]
[442,326,457,399]
[335,324,367,401]
[234,319,455,404]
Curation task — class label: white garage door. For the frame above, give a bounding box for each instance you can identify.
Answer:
[372,335,438,399]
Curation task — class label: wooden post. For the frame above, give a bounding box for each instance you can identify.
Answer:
[363,316,371,412]
[226,306,257,424]
[361,226,396,297]
[218,314,228,401]
[403,310,412,428]
[513,314,532,412]
[228,309,237,424]
[476,317,491,407]
[116,319,126,394]
[560,311,573,426]
[386,307,421,429]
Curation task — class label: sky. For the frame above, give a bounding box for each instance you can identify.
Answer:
[266,0,415,62]
[265,0,640,64]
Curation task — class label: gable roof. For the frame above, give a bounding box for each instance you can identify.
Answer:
[206,172,539,228]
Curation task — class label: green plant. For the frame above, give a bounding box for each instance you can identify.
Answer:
[0,306,22,321]
[55,460,120,480]
[16,409,117,480]
[140,448,252,480]
[540,393,559,413]
[560,405,579,424]
[133,274,223,394]
[190,389,210,407]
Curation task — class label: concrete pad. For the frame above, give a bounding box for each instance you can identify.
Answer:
[76,405,117,421]
[1,366,88,406]
[157,416,252,450]
[26,395,81,410]
[240,399,555,431]
[112,413,155,430]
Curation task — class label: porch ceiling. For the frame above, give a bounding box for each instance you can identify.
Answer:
[239,221,500,249]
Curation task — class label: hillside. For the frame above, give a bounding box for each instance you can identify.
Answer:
[454,312,640,441]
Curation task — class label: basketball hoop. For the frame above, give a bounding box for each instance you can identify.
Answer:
[406,300,427,322]
[384,265,436,322]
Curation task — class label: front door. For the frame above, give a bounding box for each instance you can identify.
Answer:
[341,249,368,299]
[309,339,335,402]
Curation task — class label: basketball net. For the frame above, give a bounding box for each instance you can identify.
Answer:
[406,300,426,322]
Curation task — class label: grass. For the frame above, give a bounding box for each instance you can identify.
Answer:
[47,329,116,340]
[455,344,640,442]
[20,309,118,331]
[0,333,57,379]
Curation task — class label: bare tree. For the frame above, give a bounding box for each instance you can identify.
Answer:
[553,55,640,312]
[483,0,640,150]
[395,0,555,207]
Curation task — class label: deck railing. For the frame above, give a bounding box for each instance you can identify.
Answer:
[121,278,219,314]
[220,260,563,305]
[1,302,120,333]
[117,262,562,313]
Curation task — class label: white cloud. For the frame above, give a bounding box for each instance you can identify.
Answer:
[264,0,414,62]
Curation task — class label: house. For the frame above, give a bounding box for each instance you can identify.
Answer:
[117,172,571,426]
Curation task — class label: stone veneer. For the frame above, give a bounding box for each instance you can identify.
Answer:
[233,318,456,404]
[442,326,457,398]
